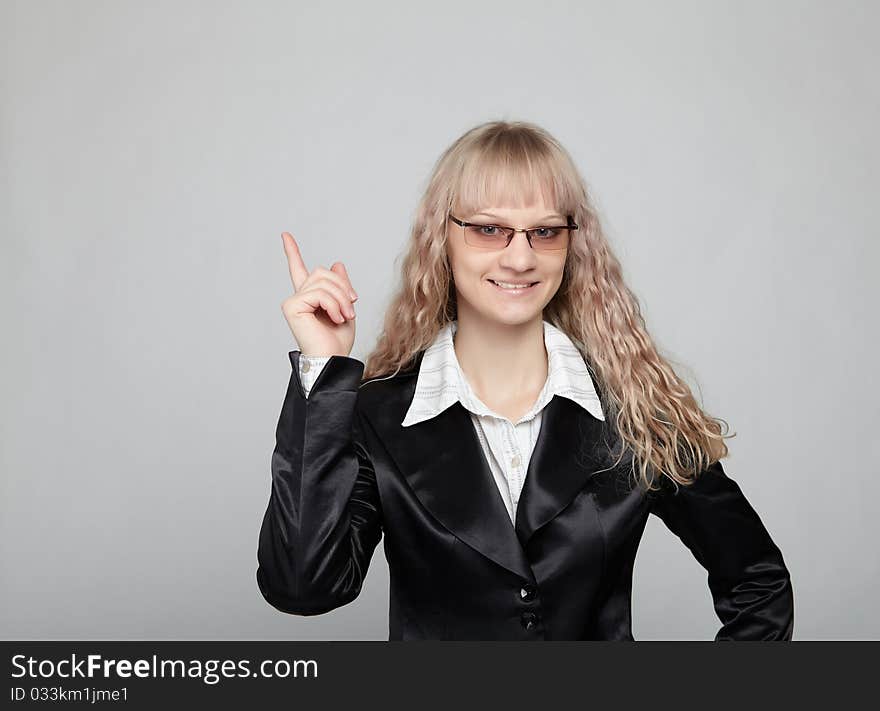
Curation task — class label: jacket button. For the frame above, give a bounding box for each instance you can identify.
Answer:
[520,611,539,630]
[519,585,536,602]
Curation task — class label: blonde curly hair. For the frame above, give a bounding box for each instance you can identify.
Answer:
[362,120,732,493]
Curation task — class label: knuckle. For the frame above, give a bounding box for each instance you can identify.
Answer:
[313,277,344,296]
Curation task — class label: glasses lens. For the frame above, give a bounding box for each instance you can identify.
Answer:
[527,227,569,251]
[464,224,512,249]
[462,223,571,250]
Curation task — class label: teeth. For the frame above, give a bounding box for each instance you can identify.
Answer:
[492,280,535,289]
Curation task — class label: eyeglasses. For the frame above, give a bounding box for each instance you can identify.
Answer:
[448,214,576,251]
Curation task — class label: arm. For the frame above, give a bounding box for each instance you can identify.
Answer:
[256,351,383,615]
[648,460,794,640]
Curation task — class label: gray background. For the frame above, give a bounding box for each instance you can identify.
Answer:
[2,0,877,640]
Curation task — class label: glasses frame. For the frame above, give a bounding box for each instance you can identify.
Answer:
[448,214,578,251]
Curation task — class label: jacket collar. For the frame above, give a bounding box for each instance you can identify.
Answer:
[359,326,618,583]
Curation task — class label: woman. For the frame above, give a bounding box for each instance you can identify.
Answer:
[256,120,794,640]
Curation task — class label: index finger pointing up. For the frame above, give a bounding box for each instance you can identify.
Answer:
[282,232,309,291]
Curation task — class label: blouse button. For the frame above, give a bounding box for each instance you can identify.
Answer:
[510,454,521,468]
[301,360,311,373]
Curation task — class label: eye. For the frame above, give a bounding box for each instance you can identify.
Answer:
[532,227,560,238]
[477,225,500,236]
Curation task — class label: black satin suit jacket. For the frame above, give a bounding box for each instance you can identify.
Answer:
[256,350,794,640]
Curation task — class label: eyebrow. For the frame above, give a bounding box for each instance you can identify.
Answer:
[472,212,566,222]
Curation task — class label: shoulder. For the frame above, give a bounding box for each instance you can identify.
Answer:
[355,350,424,418]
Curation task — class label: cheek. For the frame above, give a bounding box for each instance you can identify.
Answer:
[449,250,489,280]
[543,262,568,297]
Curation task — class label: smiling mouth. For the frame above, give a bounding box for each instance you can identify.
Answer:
[488,279,540,290]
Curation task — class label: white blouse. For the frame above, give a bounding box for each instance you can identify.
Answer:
[296,320,605,526]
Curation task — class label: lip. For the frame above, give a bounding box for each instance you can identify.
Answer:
[487,278,540,295]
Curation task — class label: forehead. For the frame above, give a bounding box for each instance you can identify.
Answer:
[453,161,573,218]
[457,189,564,221]
[467,206,565,223]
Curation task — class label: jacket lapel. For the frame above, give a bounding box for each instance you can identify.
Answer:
[514,393,614,545]
[364,354,531,581]
[362,350,614,581]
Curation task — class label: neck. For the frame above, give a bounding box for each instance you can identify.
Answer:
[452,307,548,405]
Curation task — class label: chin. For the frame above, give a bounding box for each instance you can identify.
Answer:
[480,307,545,327]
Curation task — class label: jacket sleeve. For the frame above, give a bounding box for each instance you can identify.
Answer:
[648,459,794,640]
[256,350,383,615]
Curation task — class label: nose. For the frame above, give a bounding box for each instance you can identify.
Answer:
[498,232,538,271]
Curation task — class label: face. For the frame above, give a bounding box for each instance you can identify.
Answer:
[446,194,569,327]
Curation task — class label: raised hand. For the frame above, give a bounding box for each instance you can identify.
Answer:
[280,232,358,358]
